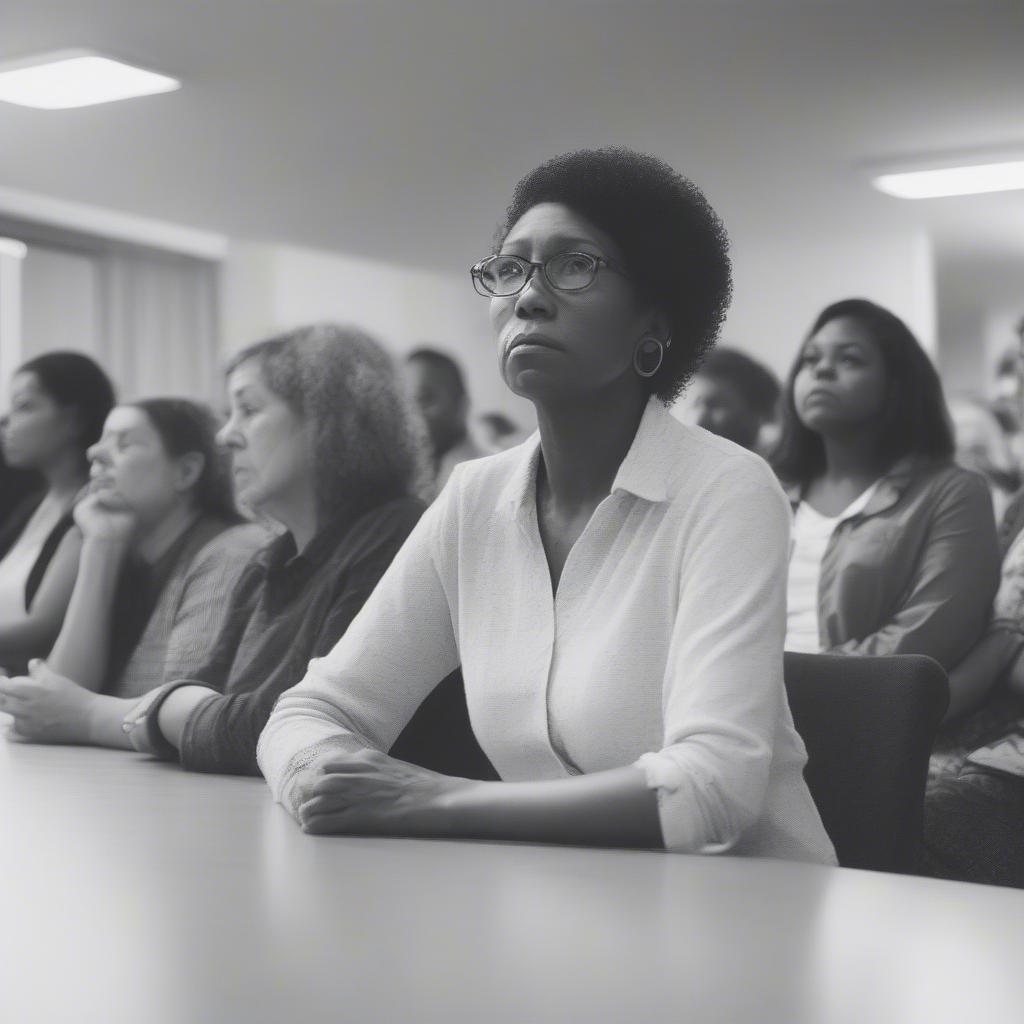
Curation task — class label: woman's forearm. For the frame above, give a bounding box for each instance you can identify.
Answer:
[154,685,218,749]
[944,629,1022,723]
[86,693,140,749]
[48,538,129,691]
[0,618,62,664]
[443,766,664,849]
[0,530,83,664]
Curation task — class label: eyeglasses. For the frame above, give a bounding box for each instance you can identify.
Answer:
[470,251,626,297]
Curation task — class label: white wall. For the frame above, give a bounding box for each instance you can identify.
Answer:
[14,242,222,405]
[935,254,1023,398]
[221,242,536,428]
[221,226,939,425]
[0,239,27,408]
[20,245,102,362]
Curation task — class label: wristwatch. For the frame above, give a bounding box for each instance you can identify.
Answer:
[122,681,190,760]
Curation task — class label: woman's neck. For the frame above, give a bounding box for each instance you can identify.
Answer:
[534,382,648,510]
[264,482,320,553]
[819,431,889,484]
[134,500,202,565]
[41,452,87,507]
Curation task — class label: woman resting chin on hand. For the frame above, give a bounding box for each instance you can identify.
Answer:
[0,399,262,747]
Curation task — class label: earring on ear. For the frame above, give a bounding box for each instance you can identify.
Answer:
[634,336,667,379]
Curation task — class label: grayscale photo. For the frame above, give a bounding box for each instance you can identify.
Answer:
[0,2,1022,1021]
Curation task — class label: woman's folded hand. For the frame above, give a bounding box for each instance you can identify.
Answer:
[295,748,468,837]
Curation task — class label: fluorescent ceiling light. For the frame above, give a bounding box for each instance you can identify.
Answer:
[873,160,1024,199]
[0,50,179,109]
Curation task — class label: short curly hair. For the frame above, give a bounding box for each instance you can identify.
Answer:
[496,147,732,404]
[226,324,431,521]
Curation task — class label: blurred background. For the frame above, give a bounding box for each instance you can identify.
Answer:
[0,0,1021,430]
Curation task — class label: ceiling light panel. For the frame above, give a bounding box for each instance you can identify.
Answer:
[0,51,180,109]
[873,160,1024,199]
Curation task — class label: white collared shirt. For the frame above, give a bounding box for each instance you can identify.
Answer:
[257,399,835,864]
[785,480,881,654]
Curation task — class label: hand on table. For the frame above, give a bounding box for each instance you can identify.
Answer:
[0,660,95,744]
[294,748,469,837]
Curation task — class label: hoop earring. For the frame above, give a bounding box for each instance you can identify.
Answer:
[634,337,665,379]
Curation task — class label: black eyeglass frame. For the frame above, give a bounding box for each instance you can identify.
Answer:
[469,251,628,297]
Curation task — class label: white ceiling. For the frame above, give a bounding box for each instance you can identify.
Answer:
[2,0,1023,273]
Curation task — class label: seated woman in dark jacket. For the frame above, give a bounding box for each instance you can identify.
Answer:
[772,298,1001,674]
[0,352,115,674]
[1,324,432,775]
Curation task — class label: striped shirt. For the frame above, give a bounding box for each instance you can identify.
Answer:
[105,517,267,699]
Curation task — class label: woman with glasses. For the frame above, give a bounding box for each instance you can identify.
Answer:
[257,148,835,863]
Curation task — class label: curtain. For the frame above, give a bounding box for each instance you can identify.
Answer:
[99,248,220,405]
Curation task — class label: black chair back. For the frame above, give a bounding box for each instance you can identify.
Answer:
[784,652,948,873]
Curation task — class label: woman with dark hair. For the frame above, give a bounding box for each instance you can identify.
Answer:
[773,298,1000,672]
[0,352,115,674]
[0,398,263,740]
[257,148,835,863]
[1,325,430,775]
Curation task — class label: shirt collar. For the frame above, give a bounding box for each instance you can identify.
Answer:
[499,396,673,520]
[784,455,937,518]
[256,508,365,577]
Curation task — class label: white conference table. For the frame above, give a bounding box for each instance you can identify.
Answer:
[2,739,1023,1024]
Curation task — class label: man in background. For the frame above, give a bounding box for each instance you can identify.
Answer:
[674,346,781,454]
[405,348,492,493]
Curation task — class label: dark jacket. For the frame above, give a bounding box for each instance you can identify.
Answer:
[174,497,426,774]
[784,458,1001,671]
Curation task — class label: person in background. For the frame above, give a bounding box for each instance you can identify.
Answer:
[0,352,115,675]
[0,429,41,528]
[404,348,492,492]
[922,482,1024,887]
[773,298,1000,672]
[674,345,781,454]
[0,399,263,742]
[925,728,1024,889]
[477,410,530,451]
[921,317,1024,888]
[1,326,489,780]
[991,340,1024,476]
[257,147,834,864]
[948,396,1020,523]
[992,346,1023,433]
